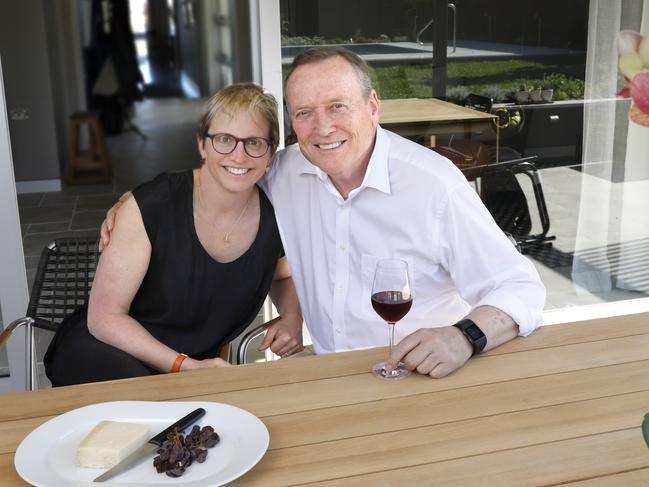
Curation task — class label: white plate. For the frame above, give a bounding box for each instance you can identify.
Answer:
[15,401,269,486]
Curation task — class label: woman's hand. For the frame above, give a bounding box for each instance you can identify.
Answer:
[181,357,232,370]
[265,257,303,357]
[99,192,133,252]
[258,313,304,357]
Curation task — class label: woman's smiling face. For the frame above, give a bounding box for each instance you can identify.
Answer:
[198,109,271,194]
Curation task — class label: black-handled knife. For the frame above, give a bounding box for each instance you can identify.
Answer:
[94,407,206,482]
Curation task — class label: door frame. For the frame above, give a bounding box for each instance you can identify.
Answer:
[0,57,29,392]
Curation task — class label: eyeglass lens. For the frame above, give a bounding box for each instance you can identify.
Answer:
[210,133,269,158]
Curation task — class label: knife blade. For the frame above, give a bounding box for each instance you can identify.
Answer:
[94,407,206,482]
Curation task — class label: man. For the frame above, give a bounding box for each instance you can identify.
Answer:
[102,47,545,378]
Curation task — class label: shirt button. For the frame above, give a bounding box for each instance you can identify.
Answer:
[335,328,341,333]
[339,245,346,251]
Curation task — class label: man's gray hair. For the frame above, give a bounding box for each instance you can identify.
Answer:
[284,47,373,100]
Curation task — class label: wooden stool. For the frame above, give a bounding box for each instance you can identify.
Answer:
[66,112,112,184]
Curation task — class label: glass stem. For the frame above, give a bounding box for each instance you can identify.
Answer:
[388,322,395,357]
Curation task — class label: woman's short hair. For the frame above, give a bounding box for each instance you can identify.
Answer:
[284,47,373,100]
[198,83,279,147]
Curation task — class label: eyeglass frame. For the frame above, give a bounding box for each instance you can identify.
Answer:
[204,132,275,158]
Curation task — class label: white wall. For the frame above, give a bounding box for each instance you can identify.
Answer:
[0,0,62,185]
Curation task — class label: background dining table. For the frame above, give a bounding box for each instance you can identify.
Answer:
[379,97,497,147]
[2,313,649,485]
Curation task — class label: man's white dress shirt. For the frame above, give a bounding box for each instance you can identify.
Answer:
[263,126,545,354]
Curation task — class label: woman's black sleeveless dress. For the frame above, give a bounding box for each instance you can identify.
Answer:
[44,170,283,386]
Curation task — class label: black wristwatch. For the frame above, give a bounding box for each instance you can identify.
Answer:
[453,319,487,356]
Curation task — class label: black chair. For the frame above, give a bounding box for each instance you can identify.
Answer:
[431,140,555,252]
[481,147,554,250]
[0,237,100,390]
[434,94,556,252]
[464,93,494,113]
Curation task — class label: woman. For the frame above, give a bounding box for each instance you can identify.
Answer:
[44,83,303,386]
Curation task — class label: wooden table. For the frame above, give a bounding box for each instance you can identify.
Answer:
[380,97,497,146]
[3,314,649,485]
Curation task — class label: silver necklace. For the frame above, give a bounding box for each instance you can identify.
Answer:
[196,173,254,243]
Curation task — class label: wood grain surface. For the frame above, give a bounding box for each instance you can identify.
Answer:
[2,314,649,486]
[380,98,494,125]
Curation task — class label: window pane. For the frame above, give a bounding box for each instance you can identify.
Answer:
[281,0,649,314]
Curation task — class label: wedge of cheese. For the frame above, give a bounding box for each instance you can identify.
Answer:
[76,420,150,468]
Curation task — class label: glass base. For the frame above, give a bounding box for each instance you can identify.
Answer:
[372,361,410,380]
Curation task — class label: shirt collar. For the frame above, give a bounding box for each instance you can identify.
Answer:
[360,125,391,195]
[297,150,321,177]
[296,125,392,195]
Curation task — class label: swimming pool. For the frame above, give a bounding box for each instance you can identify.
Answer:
[281,41,585,67]
[282,43,425,57]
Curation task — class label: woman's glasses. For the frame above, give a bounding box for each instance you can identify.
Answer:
[205,133,273,158]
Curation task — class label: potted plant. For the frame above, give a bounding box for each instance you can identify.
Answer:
[540,78,554,103]
[529,85,543,103]
[514,84,530,104]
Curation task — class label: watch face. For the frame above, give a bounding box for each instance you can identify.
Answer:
[465,324,485,341]
[455,320,486,355]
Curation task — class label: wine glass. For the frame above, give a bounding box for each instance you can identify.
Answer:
[371,259,413,380]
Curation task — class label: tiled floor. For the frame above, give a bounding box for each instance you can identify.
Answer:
[3,97,649,391]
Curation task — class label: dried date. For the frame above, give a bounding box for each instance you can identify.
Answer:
[153,425,220,477]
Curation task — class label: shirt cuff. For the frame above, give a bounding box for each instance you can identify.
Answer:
[474,288,543,337]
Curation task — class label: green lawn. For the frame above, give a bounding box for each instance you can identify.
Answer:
[369,57,586,101]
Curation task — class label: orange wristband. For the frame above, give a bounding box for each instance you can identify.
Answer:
[170,353,188,373]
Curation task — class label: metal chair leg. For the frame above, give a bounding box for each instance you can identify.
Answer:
[26,319,36,391]
[0,317,36,390]
[514,162,551,238]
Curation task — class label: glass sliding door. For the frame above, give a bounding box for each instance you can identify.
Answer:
[277,0,649,318]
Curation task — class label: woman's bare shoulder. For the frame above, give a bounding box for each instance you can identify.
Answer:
[108,195,149,249]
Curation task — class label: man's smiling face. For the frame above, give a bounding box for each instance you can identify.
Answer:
[286,55,380,195]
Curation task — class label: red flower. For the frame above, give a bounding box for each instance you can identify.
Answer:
[617,30,649,126]
[631,72,649,113]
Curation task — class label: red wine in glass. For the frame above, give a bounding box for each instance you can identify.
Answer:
[371,291,413,324]
[371,259,413,380]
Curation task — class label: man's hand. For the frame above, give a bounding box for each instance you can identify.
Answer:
[99,192,133,252]
[386,326,473,378]
[258,314,303,357]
